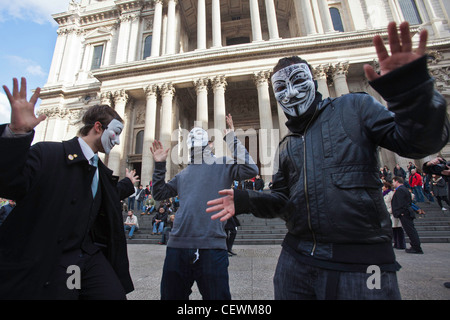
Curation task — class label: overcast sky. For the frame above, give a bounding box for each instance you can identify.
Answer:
[0,0,70,124]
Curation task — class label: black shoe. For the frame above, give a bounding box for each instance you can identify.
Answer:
[228,250,237,256]
[444,282,450,288]
[405,248,423,254]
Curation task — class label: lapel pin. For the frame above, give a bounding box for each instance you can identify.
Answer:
[68,154,74,161]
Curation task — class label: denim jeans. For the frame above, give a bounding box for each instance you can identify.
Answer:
[273,248,401,300]
[161,247,231,300]
[153,222,164,234]
[412,186,425,202]
[124,225,137,237]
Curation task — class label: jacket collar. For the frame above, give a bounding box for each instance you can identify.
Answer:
[62,137,88,166]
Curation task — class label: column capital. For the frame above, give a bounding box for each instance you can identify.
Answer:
[312,65,330,80]
[100,91,113,105]
[211,75,227,90]
[253,70,271,86]
[194,78,209,94]
[153,0,163,5]
[113,89,129,104]
[159,82,175,97]
[144,84,158,98]
[330,62,349,77]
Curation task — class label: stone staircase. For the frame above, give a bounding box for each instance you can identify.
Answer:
[125,201,450,245]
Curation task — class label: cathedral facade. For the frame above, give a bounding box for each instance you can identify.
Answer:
[36,0,450,185]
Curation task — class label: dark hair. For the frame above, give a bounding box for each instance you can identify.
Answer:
[78,104,123,136]
[272,56,313,75]
[383,181,392,189]
[393,176,404,184]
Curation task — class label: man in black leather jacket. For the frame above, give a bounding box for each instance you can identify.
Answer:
[207,22,449,300]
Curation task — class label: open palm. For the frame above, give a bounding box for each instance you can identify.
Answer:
[3,77,46,134]
[364,22,428,81]
[150,140,169,162]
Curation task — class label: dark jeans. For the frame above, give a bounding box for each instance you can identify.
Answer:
[161,247,231,300]
[273,248,401,300]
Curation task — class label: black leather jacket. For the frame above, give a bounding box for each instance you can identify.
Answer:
[235,57,449,262]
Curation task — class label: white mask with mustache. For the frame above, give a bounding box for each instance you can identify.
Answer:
[271,63,316,117]
[101,119,123,154]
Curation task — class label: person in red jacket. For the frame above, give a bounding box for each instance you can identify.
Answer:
[409,168,425,202]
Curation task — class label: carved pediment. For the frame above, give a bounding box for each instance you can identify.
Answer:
[84,27,112,42]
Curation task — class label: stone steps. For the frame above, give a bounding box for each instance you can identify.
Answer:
[126,202,450,245]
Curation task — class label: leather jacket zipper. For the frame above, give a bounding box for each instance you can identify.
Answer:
[302,134,317,256]
[302,105,320,256]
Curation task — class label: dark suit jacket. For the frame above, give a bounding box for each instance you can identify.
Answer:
[391,185,412,219]
[0,125,135,299]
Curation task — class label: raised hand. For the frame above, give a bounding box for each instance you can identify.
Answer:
[364,21,428,81]
[206,189,235,222]
[126,168,140,185]
[150,140,170,162]
[2,77,45,134]
[224,113,234,135]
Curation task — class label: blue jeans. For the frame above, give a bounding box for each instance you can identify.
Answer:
[137,200,143,212]
[412,186,425,202]
[153,222,164,234]
[128,197,135,210]
[124,225,137,237]
[273,248,401,300]
[161,247,231,300]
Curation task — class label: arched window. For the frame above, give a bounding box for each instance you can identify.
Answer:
[329,7,344,32]
[398,0,422,25]
[135,130,144,154]
[143,35,152,59]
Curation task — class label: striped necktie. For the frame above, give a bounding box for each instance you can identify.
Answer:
[91,154,99,198]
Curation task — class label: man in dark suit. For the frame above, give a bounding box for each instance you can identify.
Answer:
[391,176,423,254]
[0,77,138,299]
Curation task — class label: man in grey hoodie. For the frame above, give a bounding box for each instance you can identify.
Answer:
[151,114,258,300]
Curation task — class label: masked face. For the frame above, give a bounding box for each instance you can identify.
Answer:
[187,127,208,148]
[271,63,316,117]
[101,119,123,154]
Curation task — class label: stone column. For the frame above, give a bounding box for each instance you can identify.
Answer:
[48,28,68,83]
[211,0,222,48]
[141,84,158,186]
[116,15,132,63]
[128,13,141,61]
[317,0,334,33]
[424,0,450,38]
[197,0,207,50]
[298,0,317,36]
[250,0,263,42]
[313,65,330,99]
[255,71,275,181]
[265,0,280,40]
[108,90,128,176]
[331,62,350,96]
[159,83,175,180]
[194,78,209,129]
[211,75,227,134]
[151,0,163,57]
[166,0,177,54]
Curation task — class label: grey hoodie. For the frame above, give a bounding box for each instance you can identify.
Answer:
[152,131,258,249]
